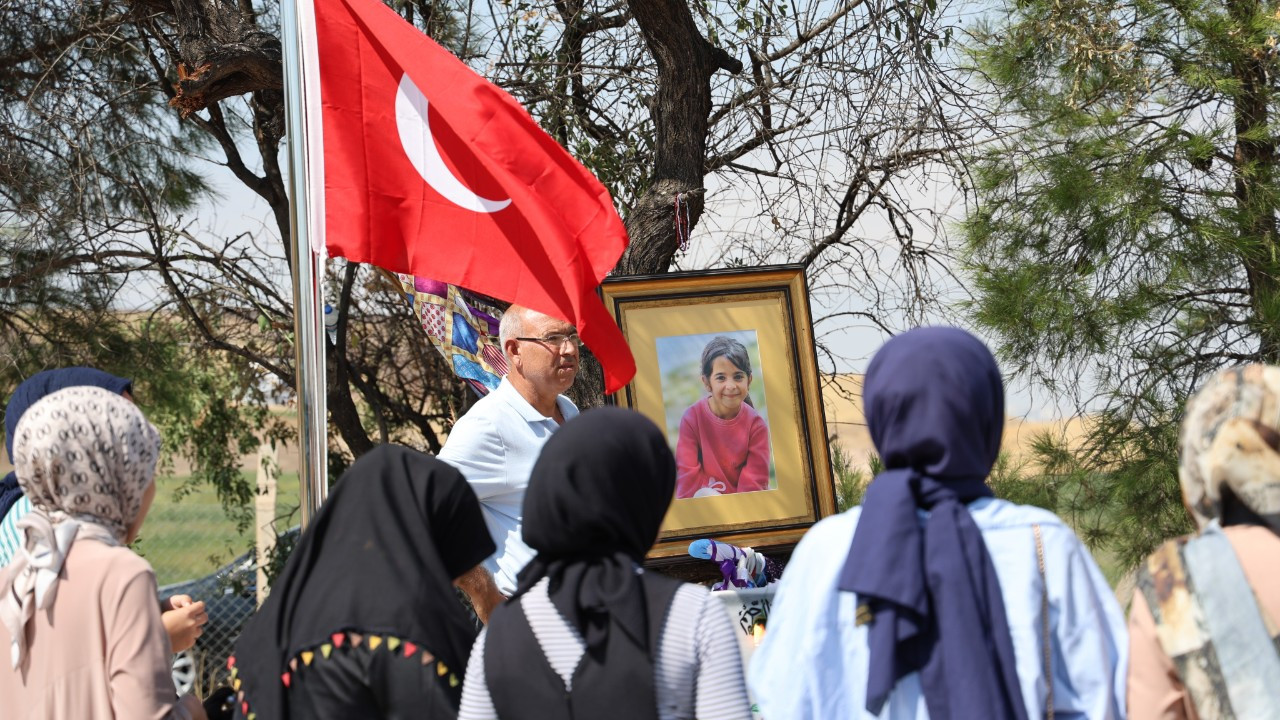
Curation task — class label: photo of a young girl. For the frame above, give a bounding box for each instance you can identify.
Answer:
[668,335,773,499]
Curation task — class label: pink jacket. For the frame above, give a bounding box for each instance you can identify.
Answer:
[675,397,770,499]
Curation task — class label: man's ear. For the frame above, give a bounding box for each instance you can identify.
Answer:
[505,338,522,367]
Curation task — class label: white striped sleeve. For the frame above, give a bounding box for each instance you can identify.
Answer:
[460,579,752,720]
[690,588,754,720]
[458,627,498,720]
[655,585,701,716]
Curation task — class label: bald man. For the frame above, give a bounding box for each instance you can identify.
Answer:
[438,306,582,598]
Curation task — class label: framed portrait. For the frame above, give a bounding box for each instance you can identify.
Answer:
[601,264,835,560]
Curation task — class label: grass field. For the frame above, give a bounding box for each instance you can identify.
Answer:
[133,472,301,586]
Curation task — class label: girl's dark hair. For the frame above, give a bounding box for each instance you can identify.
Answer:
[700,336,752,378]
[700,336,756,408]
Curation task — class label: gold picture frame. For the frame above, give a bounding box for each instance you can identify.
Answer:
[602,265,835,561]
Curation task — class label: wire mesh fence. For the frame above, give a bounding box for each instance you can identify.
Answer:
[134,459,300,696]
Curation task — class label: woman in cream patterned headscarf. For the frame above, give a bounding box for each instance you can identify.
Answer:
[1129,364,1280,720]
[1178,364,1280,533]
[0,386,206,719]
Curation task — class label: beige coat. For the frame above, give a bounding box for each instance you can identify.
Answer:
[0,538,186,719]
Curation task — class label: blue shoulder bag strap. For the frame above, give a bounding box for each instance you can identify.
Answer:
[1179,522,1280,719]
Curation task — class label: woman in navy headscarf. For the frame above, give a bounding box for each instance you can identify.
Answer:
[1,368,135,562]
[1,368,209,655]
[749,327,1127,719]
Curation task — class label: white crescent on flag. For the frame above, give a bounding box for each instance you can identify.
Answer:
[395,74,511,213]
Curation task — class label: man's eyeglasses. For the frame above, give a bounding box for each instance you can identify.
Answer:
[515,333,583,350]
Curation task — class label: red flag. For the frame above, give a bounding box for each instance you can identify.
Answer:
[302,0,635,392]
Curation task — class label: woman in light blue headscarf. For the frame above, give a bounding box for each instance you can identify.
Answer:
[749,327,1127,719]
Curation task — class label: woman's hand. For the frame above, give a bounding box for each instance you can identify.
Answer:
[162,594,208,653]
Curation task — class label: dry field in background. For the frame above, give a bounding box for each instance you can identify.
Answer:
[822,374,1091,473]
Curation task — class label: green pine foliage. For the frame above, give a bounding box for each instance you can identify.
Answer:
[961,0,1278,567]
[0,2,210,251]
[0,0,285,531]
[0,313,291,535]
[831,439,867,513]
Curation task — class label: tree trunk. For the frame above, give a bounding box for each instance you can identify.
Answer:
[327,263,375,457]
[617,0,742,277]
[157,0,283,115]
[1229,0,1280,362]
[565,346,606,411]
[237,82,375,459]
[571,0,742,409]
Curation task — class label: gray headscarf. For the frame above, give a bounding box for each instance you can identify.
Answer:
[0,386,161,668]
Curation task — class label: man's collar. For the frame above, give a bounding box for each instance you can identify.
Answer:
[495,376,562,423]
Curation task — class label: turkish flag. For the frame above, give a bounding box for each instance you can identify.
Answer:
[301,0,635,392]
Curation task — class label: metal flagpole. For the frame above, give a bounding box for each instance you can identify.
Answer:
[281,0,329,525]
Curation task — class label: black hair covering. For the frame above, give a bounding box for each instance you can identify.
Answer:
[231,445,495,718]
[505,407,676,712]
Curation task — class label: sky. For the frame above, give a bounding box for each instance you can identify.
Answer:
[179,0,1081,424]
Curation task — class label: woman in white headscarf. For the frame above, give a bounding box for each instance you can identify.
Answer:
[0,386,207,719]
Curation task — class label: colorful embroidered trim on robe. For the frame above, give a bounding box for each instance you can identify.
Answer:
[226,630,460,719]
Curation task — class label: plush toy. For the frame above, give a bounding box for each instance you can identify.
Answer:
[688,538,775,590]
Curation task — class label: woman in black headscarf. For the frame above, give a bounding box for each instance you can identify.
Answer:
[229,445,496,719]
[458,407,753,720]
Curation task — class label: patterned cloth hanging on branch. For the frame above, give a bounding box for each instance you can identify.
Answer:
[395,274,508,396]
[674,192,692,255]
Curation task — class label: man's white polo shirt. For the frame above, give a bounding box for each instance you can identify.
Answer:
[437,377,579,594]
